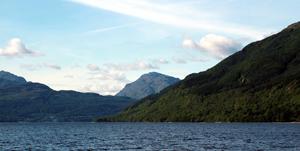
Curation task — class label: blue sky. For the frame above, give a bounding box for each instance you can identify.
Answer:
[0,0,299,95]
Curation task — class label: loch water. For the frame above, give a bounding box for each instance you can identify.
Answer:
[0,122,300,150]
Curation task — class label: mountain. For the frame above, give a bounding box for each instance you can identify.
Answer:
[0,82,136,122]
[0,70,27,87]
[115,72,180,100]
[95,21,300,123]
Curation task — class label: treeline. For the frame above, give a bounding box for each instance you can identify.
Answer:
[0,83,136,122]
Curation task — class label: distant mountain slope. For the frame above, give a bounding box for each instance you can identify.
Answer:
[115,72,180,100]
[0,70,27,87]
[96,21,300,123]
[0,82,136,122]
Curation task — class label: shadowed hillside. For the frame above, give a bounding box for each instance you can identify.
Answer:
[0,71,27,87]
[0,82,136,122]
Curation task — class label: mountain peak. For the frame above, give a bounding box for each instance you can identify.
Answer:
[141,72,167,78]
[148,72,162,75]
[0,70,27,87]
[115,72,180,100]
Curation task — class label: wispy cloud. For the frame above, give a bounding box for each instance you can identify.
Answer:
[104,61,158,70]
[85,25,124,35]
[69,0,265,39]
[173,57,187,64]
[64,75,74,78]
[26,42,40,47]
[43,63,61,70]
[87,64,101,71]
[85,22,141,35]
[20,63,43,71]
[153,58,169,64]
[0,38,44,59]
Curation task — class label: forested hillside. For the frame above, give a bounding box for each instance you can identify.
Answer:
[95,21,300,122]
[0,82,136,122]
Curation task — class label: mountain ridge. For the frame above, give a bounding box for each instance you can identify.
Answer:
[95,21,300,122]
[0,79,136,122]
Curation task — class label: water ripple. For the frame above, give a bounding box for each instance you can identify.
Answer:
[0,123,300,150]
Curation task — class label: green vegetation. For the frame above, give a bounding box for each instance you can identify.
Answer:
[0,83,136,122]
[115,72,180,100]
[0,70,27,87]
[95,22,300,122]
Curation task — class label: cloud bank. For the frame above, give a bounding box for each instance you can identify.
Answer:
[80,82,126,95]
[0,38,44,59]
[181,34,243,60]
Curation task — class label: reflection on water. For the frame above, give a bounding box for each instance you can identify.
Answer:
[0,122,300,150]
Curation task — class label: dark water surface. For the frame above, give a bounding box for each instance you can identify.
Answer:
[0,122,300,150]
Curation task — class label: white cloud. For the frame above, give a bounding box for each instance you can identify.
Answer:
[0,38,44,59]
[91,71,127,81]
[87,64,100,71]
[69,0,265,39]
[79,82,126,95]
[104,61,158,70]
[154,58,169,64]
[173,57,187,64]
[43,63,61,70]
[181,34,243,60]
[20,63,43,71]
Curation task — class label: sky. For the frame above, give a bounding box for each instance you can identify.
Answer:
[0,0,299,95]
